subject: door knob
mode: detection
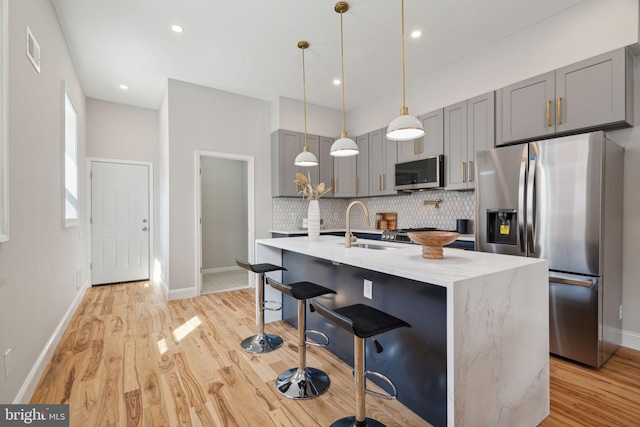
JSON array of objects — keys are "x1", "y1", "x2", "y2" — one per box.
[
  {"x1": 142, "y1": 219, "x2": 148, "y2": 223},
  {"x1": 142, "y1": 227, "x2": 148, "y2": 232}
]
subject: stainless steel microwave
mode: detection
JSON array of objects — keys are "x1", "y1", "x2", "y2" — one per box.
[{"x1": 394, "y1": 155, "x2": 444, "y2": 191}]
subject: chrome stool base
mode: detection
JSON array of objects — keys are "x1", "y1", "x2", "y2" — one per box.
[
  {"x1": 275, "y1": 367, "x2": 330, "y2": 399},
  {"x1": 330, "y1": 416, "x2": 385, "y2": 427},
  {"x1": 240, "y1": 333, "x2": 283, "y2": 354}
]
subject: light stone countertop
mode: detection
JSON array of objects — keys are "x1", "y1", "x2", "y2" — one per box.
[
  {"x1": 270, "y1": 228, "x2": 476, "y2": 242},
  {"x1": 256, "y1": 235, "x2": 542, "y2": 289}
]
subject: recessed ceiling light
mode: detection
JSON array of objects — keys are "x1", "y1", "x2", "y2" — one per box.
[
  {"x1": 171, "y1": 25, "x2": 183, "y2": 33},
  {"x1": 333, "y1": 79, "x2": 341, "y2": 85},
  {"x1": 120, "y1": 84, "x2": 128, "y2": 90},
  {"x1": 411, "y1": 30, "x2": 422, "y2": 38}
]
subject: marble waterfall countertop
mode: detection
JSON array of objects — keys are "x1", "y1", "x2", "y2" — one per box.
[
  {"x1": 257, "y1": 235, "x2": 532, "y2": 288},
  {"x1": 270, "y1": 227, "x2": 476, "y2": 242},
  {"x1": 256, "y1": 235, "x2": 550, "y2": 426}
]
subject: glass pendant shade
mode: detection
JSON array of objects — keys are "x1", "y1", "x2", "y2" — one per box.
[
  {"x1": 294, "y1": 145, "x2": 318, "y2": 166},
  {"x1": 386, "y1": 107, "x2": 425, "y2": 141},
  {"x1": 330, "y1": 132, "x2": 359, "y2": 157}
]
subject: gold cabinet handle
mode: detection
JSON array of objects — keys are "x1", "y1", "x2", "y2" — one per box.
[
  {"x1": 377, "y1": 175, "x2": 381, "y2": 191},
  {"x1": 468, "y1": 161, "x2": 473, "y2": 183},
  {"x1": 547, "y1": 100, "x2": 551, "y2": 127},
  {"x1": 462, "y1": 162, "x2": 466, "y2": 183},
  {"x1": 331, "y1": 179, "x2": 335, "y2": 194},
  {"x1": 557, "y1": 97, "x2": 562, "y2": 124}
]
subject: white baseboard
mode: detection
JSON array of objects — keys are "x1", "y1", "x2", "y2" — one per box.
[
  {"x1": 621, "y1": 329, "x2": 640, "y2": 351},
  {"x1": 167, "y1": 286, "x2": 198, "y2": 300},
  {"x1": 203, "y1": 266, "x2": 242, "y2": 274},
  {"x1": 13, "y1": 283, "x2": 89, "y2": 404}
]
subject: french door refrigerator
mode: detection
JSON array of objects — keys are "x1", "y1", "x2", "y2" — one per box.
[{"x1": 475, "y1": 131, "x2": 623, "y2": 367}]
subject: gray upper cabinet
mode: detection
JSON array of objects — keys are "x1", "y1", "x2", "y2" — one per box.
[
  {"x1": 397, "y1": 109, "x2": 444, "y2": 163},
  {"x1": 368, "y1": 128, "x2": 397, "y2": 196},
  {"x1": 271, "y1": 130, "x2": 302, "y2": 197},
  {"x1": 497, "y1": 48, "x2": 633, "y2": 145},
  {"x1": 319, "y1": 136, "x2": 334, "y2": 198},
  {"x1": 356, "y1": 134, "x2": 369, "y2": 197},
  {"x1": 271, "y1": 130, "x2": 330, "y2": 197},
  {"x1": 498, "y1": 71, "x2": 555, "y2": 144},
  {"x1": 445, "y1": 92, "x2": 495, "y2": 190},
  {"x1": 556, "y1": 48, "x2": 633, "y2": 134},
  {"x1": 333, "y1": 154, "x2": 357, "y2": 198}
]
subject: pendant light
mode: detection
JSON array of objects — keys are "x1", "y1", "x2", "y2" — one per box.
[
  {"x1": 294, "y1": 41, "x2": 319, "y2": 167},
  {"x1": 330, "y1": 1, "x2": 359, "y2": 157},
  {"x1": 386, "y1": 0, "x2": 424, "y2": 141}
]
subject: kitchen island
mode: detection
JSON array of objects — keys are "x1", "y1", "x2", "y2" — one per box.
[{"x1": 255, "y1": 235, "x2": 549, "y2": 427}]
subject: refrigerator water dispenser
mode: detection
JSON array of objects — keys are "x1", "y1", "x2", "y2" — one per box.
[{"x1": 486, "y1": 209, "x2": 517, "y2": 245}]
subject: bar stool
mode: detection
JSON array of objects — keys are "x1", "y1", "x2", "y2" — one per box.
[
  {"x1": 266, "y1": 277, "x2": 336, "y2": 399},
  {"x1": 235, "y1": 259, "x2": 287, "y2": 354},
  {"x1": 310, "y1": 300, "x2": 411, "y2": 427}
]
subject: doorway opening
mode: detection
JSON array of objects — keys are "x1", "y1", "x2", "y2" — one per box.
[{"x1": 196, "y1": 151, "x2": 254, "y2": 295}]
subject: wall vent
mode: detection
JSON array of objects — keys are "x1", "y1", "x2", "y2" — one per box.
[{"x1": 26, "y1": 26, "x2": 40, "y2": 73}]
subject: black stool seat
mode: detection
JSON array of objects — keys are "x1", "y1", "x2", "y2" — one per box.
[
  {"x1": 310, "y1": 300, "x2": 411, "y2": 427},
  {"x1": 235, "y1": 260, "x2": 287, "y2": 275},
  {"x1": 235, "y1": 259, "x2": 287, "y2": 354},
  {"x1": 266, "y1": 278, "x2": 336, "y2": 400},
  {"x1": 319, "y1": 303, "x2": 411, "y2": 338},
  {"x1": 268, "y1": 280, "x2": 337, "y2": 301}
]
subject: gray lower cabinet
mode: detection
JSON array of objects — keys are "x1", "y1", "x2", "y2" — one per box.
[
  {"x1": 368, "y1": 128, "x2": 397, "y2": 196},
  {"x1": 497, "y1": 48, "x2": 633, "y2": 145},
  {"x1": 397, "y1": 109, "x2": 444, "y2": 163},
  {"x1": 444, "y1": 92, "x2": 495, "y2": 190}
]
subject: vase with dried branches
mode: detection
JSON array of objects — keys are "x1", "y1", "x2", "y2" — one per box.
[{"x1": 295, "y1": 172, "x2": 331, "y2": 241}]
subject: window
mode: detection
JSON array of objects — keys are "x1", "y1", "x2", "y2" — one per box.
[
  {"x1": 0, "y1": 0, "x2": 8, "y2": 242},
  {"x1": 63, "y1": 89, "x2": 78, "y2": 227}
]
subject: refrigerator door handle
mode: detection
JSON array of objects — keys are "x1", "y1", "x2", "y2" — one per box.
[
  {"x1": 518, "y1": 147, "x2": 527, "y2": 253},
  {"x1": 527, "y1": 155, "x2": 537, "y2": 253},
  {"x1": 549, "y1": 275, "x2": 595, "y2": 288}
]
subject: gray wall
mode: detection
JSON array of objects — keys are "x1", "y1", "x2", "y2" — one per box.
[
  {"x1": 201, "y1": 157, "x2": 248, "y2": 269},
  {"x1": 164, "y1": 79, "x2": 272, "y2": 296},
  {"x1": 0, "y1": 0, "x2": 87, "y2": 403}
]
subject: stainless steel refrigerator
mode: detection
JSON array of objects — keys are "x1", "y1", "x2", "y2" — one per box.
[{"x1": 475, "y1": 131, "x2": 623, "y2": 367}]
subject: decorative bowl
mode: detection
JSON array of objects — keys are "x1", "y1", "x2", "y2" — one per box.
[{"x1": 408, "y1": 231, "x2": 459, "y2": 259}]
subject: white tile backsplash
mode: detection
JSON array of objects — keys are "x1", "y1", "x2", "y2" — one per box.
[{"x1": 273, "y1": 190, "x2": 476, "y2": 232}]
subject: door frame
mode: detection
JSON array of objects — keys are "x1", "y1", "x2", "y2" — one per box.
[
  {"x1": 86, "y1": 157, "x2": 154, "y2": 285},
  {"x1": 195, "y1": 150, "x2": 255, "y2": 295}
]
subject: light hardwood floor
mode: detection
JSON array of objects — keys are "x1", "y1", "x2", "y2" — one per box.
[{"x1": 30, "y1": 281, "x2": 640, "y2": 426}]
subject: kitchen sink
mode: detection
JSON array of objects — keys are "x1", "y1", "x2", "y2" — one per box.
[{"x1": 339, "y1": 243, "x2": 397, "y2": 250}]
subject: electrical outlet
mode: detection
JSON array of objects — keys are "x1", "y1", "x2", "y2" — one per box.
[
  {"x1": 364, "y1": 279, "x2": 373, "y2": 299},
  {"x1": 4, "y1": 349, "x2": 11, "y2": 378},
  {"x1": 619, "y1": 304, "x2": 623, "y2": 320}
]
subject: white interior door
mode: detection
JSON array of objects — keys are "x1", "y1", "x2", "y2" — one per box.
[{"x1": 91, "y1": 161, "x2": 149, "y2": 285}]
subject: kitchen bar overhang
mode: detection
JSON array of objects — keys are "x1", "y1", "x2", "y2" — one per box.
[{"x1": 255, "y1": 235, "x2": 550, "y2": 427}]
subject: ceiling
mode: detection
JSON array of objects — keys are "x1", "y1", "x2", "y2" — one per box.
[{"x1": 52, "y1": 0, "x2": 587, "y2": 112}]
